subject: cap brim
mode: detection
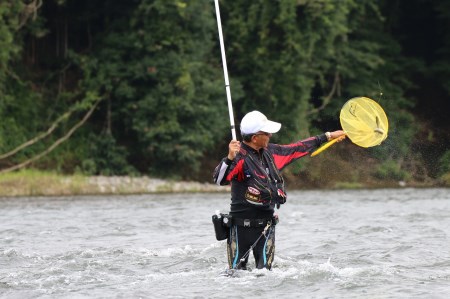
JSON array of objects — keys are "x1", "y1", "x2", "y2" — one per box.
[{"x1": 260, "y1": 121, "x2": 281, "y2": 133}]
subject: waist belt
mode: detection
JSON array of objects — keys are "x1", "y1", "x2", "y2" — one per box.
[{"x1": 233, "y1": 218, "x2": 273, "y2": 227}]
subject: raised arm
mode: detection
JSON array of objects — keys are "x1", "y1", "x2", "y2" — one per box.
[
  {"x1": 269, "y1": 130, "x2": 345, "y2": 171},
  {"x1": 213, "y1": 140, "x2": 241, "y2": 185}
]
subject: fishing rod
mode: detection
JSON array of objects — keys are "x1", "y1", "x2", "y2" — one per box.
[{"x1": 214, "y1": 0, "x2": 236, "y2": 140}]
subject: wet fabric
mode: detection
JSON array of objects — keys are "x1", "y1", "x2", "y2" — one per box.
[{"x1": 227, "y1": 224, "x2": 276, "y2": 270}]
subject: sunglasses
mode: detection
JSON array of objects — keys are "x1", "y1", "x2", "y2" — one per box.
[{"x1": 253, "y1": 132, "x2": 271, "y2": 137}]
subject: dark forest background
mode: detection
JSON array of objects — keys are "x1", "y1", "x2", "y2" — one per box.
[{"x1": 0, "y1": 0, "x2": 449, "y2": 187}]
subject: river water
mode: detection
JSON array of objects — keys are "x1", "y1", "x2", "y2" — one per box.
[{"x1": 0, "y1": 188, "x2": 449, "y2": 298}]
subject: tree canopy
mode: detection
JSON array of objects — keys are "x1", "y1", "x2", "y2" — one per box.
[{"x1": 0, "y1": 0, "x2": 449, "y2": 184}]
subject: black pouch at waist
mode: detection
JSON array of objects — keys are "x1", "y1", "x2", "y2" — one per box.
[{"x1": 212, "y1": 213, "x2": 232, "y2": 241}]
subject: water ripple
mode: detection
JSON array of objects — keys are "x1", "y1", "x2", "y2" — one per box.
[{"x1": 0, "y1": 188, "x2": 449, "y2": 298}]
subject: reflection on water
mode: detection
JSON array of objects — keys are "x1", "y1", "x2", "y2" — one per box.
[{"x1": 0, "y1": 188, "x2": 449, "y2": 298}]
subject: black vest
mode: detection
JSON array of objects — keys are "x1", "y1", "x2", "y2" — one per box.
[{"x1": 229, "y1": 143, "x2": 286, "y2": 218}]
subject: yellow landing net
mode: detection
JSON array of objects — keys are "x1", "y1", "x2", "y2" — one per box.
[{"x1": 311, "y1": 96, "x2": 388, "y2": 157}]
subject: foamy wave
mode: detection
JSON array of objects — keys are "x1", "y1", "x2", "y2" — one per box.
[
  {"x1": 0, "y1": 248, "x2": 44, "y2": 260},
  {"x1": 137, "y1": 242, "x2": 224, "y2": 258},
  {"x1": 269, "y1": 255, "x2": 397, "y2": 282}
]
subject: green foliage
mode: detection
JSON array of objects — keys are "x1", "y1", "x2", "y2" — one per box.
[
  {"x1": 311, "y1": 0, "x2": 417, "y2": 165},
  {"x1": 0, "y1": 2, "x2": 26, "y2": 154},
  {"x1": 222, "y1": 0, "x2": 332, "y2": 137},
  {"x1": 0, "y1": 77, "x2": 44, "y2": 156},
  {"x1": 374, "y1": 159, "x2": 411, "y2": 181},
  {"x1": 76, "y1": 0, "x2": 227, "y2": 176},
  {"x1": 81, "y1": 133, "x2": 136, "y2": 176},
  {"x1": 0, "y1": 2, "x2": 22, "y2": 70},
  {"x1": 0, "y1": 0, "x2": 446, "y2": 184},
  {"x1": 438, "y1": 150, "x2": 450, "y2": 176}
]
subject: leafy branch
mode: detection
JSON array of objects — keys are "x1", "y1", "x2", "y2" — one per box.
[{"x1": 0, "y1": 93, "x2": 102, "y2": 174}]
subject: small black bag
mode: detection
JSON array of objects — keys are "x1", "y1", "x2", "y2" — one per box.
[{"x1": 212, "y1": 213, "x2": 231, "y2": 241}]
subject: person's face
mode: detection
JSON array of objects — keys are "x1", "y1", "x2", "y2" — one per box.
[{"x1": 252, "y1": 131, "x2": 272, "y2": 148}]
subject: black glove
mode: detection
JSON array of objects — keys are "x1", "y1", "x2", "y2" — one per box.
[{"x1": 276, "y1": 188, "x2": 286, "y2": 209}]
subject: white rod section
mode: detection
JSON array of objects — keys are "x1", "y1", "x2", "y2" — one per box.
[{"x1": 214, "y1": 0, "x2": 237, "y2": 140}]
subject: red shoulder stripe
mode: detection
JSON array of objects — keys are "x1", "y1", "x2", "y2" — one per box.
[
  {"x1": 273, "y1": 152, "x2": 308, "y2": 170},
  {"x1": 226, "y1": 159, "x2": 245, "y2": 181}
]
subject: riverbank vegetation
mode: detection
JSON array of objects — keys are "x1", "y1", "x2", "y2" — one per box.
[
  {"x1": 0, "y1": 1, "x2": 449, "y2": 191},
  {"x1": 0, "y1": 169, "x2": 229, "y2": 197},
  {"x1": 0, "y1": 159, "x2": 446, "y2": 198}
]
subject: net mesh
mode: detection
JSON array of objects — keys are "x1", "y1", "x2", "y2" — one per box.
[{"x1": 340, "y1": 97, "x2": 388, "y2": 148}]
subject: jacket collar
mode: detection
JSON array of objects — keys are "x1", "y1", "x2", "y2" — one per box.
[{"x1": 242, "y1": 142, "x2": 265, "y2": 155}]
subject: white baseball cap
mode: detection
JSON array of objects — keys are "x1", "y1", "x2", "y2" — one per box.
[{"x1": 240, "y1": 111, "x2": 281, "y2": 135}]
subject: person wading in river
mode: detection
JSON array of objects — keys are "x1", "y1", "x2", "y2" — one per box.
[{"x1": 213, "y1": 110, "x2": 345, "y2": 270}]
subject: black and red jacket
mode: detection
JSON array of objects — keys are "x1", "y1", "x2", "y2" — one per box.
[{"x1": 213, "y1": 134, "x2": 327, "y2": 219}]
